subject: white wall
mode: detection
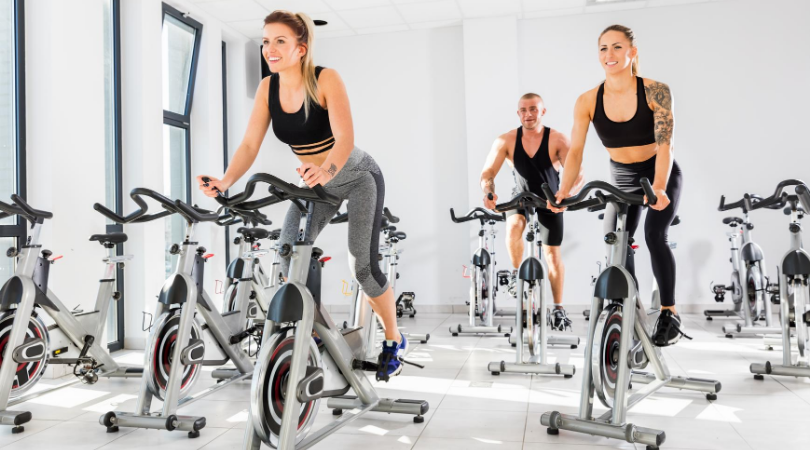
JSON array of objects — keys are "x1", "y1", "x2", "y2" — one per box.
[
  {"x1": 25, "y1": 0, "x2": 107, "y2": 319},
  {"x1": 517, "y1": 0, "x2": 810, "y2": 307},
  {"x1": 272, "y1": 27, "x2": 471, "y2": 308}
]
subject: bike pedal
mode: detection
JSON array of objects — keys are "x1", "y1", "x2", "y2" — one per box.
[
  {"x1": 180, "y1": 339, "x2": 205, "y2": 365},
  {"x1": 297, "y1": 365, "x2": 325, "y2": 402}
]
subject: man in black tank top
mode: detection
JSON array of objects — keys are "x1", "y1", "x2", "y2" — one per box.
[{"x1": 480, "y1": 93, "x2": 584, "y2": 329}]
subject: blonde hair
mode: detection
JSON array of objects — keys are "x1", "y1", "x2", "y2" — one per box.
[
  {"x1": 265, "y1": 10, "x2": 319, "y2": 119},
  {"x1": 599, "y1": 24, "x2": 639, "y2": 76}
]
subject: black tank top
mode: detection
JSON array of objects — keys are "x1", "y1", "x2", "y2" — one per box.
[
  {"x1": 592, "y1": 76, "x2": 655, "y2": 148},
  {"x1": 268, "y1": 66, "x2": 335, "y2": 155},
  {"x1": 512, "y1": 126, "x2": 560, "y2": 199}
]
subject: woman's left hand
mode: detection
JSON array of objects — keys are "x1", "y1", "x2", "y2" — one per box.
[
  {"x1": 297, "y1": 162, "x2": 333, "y2": 188},
  {"x1": 646, "y1": 187, "x2": 670, "y2": 211}
]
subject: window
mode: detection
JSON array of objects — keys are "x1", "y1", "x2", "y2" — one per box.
[
  {"x1": 222, "y1": 41, "x2": 231, "y2": 267},
  {"x1": 102, "y1": 0, "x2": 124, "y2": 351},
  {"x1": 0, "y1": 0, "x2": 25, "y2": 286},
  {"x1": 162, "y1": 4, "x2": 202, "y2": 274}
]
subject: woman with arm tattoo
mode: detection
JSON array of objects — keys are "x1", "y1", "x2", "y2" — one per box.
[
  {"x1": 548, "y1": 24, "x2": 686, "y2": 347},
  {"x1": 196, "y1": 11, "x2": 408, "y2": 379}
]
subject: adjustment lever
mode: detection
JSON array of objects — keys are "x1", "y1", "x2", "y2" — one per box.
[{"x1": 229, "y1": 326, "x2": 257, "y2": 345}]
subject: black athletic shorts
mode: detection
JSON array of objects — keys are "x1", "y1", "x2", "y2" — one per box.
[{"x1": 505, "y1": 208, "x2": 564, "y2": 246}]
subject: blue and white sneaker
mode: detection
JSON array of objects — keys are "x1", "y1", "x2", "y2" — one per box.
[{"x1": 376, "y1": 333, "x2": 408, "y2": 382}]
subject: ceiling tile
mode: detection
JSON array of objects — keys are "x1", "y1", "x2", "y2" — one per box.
[
  {"x1": 324, "y1": 0, "x2": 392, "y2": 10},
  {"x1": 196, "y1": 0, "x2": 270, "y2": 22},
  {"x1": 227, "y1": 19, "x2": 266, "y2": 38},
  {"x1": 522, "y1": 0, "x2": 586, "y2": 12},
  {"x1": 396, "y1": 0, "x2": 461, "y2": 23},
  {"x1": 337, "y1": 6, "x2": 406, "y2": 28},
  {"x1": 646, "y1": 0, "x2": 711, "y2": 6},
  {"x1": 255, "y1": 0, "x2": 332, "y2": 14},
  {"x1": 523, "y1": 6, "x2": 585, "y2": 17},
  {"x1": 311, "y1": 12, "x2": 353, "y2": 30},
  {"x1": 456, "y1": 0, "x2": 521, "y2": 18},
  {"x1": 584, "y1": 0, "x2": 646, "y2": 13},
  {"x1": 391, "y1": 0, "x2": 448, "y2": 4},
  {"x1": 317, "y1": 29, "x2": 357, "y2": 39},
  {"x1": 355, "y1": 24, "x2": 410, "y2": 34},
  {"x1": 408, "y1": 18, "x2": 463, "y2": 29}
]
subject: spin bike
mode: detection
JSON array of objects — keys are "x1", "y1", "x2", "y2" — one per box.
[
  {"x1": 750, "y1": 180, "x2": 810, "y2": 379},
  {"x1": 487, "y1": 191, "x2": 578, "y2": 376},
  {"x1": 209, "y1": 173, "x2": 428, "y2": 450},
  {"x1": 705, "y1": 193, "x2": 781, "y2": 337},
  {"x1": 540, "y1": 179, "x2": 720, "y2": 450},
  {"x1": 0, "y1": 196, "x2": 142, "y2": 433},
  {"x1": 584, "y1": 213, "x2": 680, "y2": 320},
  {"x1": 333, "y1": 207, "x2": 430, "y2": 347},
  {"x1": 220, "y1": 208, "x2": 282, "y2": 321},
  {"x1": 95, "y1": 189, "x2": 256, "y2": 438},
  {"x1": 449, "y1": 207, "x2": 512, "y2": 336}
]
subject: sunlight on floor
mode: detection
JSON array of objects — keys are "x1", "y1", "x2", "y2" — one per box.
[
  {"x1": 82, "y1": 393, "x2": 138, "y2": 413},
  {"x1": 28, "y1": 386, "x2": 109, "y2": 408}
]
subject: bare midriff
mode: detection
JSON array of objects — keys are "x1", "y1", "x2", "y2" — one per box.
[{"x1": 607, "y1": 142, "x2": 657, "y2": 164}]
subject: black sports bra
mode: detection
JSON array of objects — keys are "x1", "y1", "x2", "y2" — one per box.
[
  {"x1": 592, "y1": 76, "x2": 656, "y2": 149},
  {"x1": 268, "y1": 66, "x2": 334, "y2": 155}
]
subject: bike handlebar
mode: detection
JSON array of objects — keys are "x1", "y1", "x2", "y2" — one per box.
[
  {"x1": 383, "y1": 207, "x2": 399, "y2": 224},
  {"x1": 209, "y1": 173, "x2": 341, "y2": 212},
  {"x1": 449, "y1": 207, "x2": 504, "y2": 223},
  {"x1": 747, "y1": 179, "x2": 808, "y2": 212},
  {"x1": 542, "y1": 178, "x2": 655, "y2": 210}
]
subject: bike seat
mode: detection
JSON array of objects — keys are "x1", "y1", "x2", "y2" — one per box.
[
  {"x1": 393, "y1": 231, "x2": 407, "y2": 240},
  {"x1": 722, "y1": 216, "x2": 743, "y2": 225},
  {"x1": 89, "y1": 232, "x2": 128, "y2": 245},
  {"x1": 383, "y1": 225, "x2": 397, "y2": 233},
  {"x1": 237, "y1": 227, "x2": 270, "y2": 241}
]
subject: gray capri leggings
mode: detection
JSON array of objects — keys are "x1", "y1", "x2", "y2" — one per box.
[{"x1": 278, "y1": 147, "x2": 390, "y2": 298}]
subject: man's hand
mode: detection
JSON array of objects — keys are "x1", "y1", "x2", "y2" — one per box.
[
  {"x1": 547, "y1": 190, "x2": 569, "y2": 213},
  {"x1": 484, "y1": 192, "x2": 498, "y2": 210}
]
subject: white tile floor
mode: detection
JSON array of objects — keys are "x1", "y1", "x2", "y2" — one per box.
[{"x1": 2, "y1": 311, "x2": 808, "y2": 449}]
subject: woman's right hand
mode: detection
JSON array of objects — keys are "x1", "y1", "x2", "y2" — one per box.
[
  {"x1": 197, "y1": 175, "x2": 228, "y2": 198},
  {"x1": 483, "y1": 192, "x2": 498, "y2": 210}
]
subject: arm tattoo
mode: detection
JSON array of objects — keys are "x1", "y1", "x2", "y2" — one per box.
[
  {"x1": 326, "y1": 163, "x2": 337, "y2": 178},
  {"x1": 483, "y1": 178, "x2": 495, "y2": 194},
  {"x1": 646, "y1": 82, "x2": 674, "y2": 146}
]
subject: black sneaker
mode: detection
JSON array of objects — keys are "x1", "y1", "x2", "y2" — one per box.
[
  {"x1": 652, "y1": 310, "x2": 692, "y2": 347},
  {"x1": 548, "y1": 307, "x2": 572, "y2": 331}
]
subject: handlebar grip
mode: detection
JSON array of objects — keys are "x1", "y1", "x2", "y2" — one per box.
[
  {"x1": 541, "y1": 184, "x2": 559, "y2": 208},
  {"x1": 640, "y1": 178, "x2": 657, "y2": 206},
  {"x1": 312, "y1": 185, "x2": 341, "y2": 206},
  {"x1": 449, "y1": 208, "x2": 460, "y2": 223},
  {"x1": 743, "y1": 194, "x2": 754, "y2": 213},
  {"x1": 718, "y1": 195, "x2": 726, "y2": 211},
  {"x1": 10, "y1": 195, "x2": 53, "y2": 220},
  {"x1": 487, "y1": 193, "x2": 494, "y2": 201},
  {"x1": 174, "y1": 200, "x2": 219, "y2": 222},
  {"x1": 798, "y1": 184, "x2": 810, "y2": 213},
  {"x1": 93, "y1": 203, "x2": 128, "y2": 223},
  {"x1": 383, "y1": 207, "x2": 400, "y2": 224}
]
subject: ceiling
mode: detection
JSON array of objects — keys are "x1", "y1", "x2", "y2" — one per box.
[{"x1": 187, "y1": 0, "x2": 722, "y2": 40}]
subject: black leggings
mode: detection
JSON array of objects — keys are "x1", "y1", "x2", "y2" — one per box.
[{"x1": 602, "y1": 155, "x2": 683, "y2": 307}]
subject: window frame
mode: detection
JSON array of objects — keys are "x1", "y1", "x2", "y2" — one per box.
[
  {"x1": 105, "y1": 0, "x2": 125, "y2": 352},
  {"x1": 222, "y1": 40, "x2": 231, "y2": 267},
  {"x1": 162, "y1": 3, "x2": 203, "y2": 203},
  {"x1": 0, "y1": 0, "x2": 27, "y2": 265}
]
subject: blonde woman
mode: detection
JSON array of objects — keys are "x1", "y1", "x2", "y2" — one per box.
[{"x1": 198, "y1": 11, "x2": 406, "y2": 379}]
